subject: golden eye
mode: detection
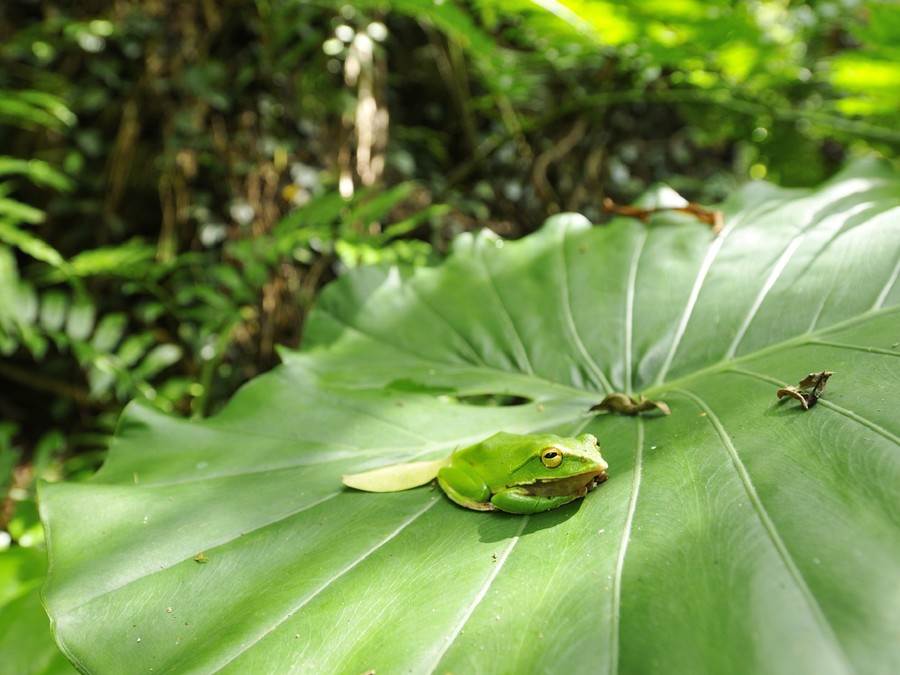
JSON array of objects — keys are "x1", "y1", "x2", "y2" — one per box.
[{"x1": 541, "y1": 447, "x2": 563, "y2": 468}]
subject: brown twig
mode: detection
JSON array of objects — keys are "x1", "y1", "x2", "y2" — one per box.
[
  {"x1": 532, "y1": 117, "x2": 589, "y2": 205},
  {"x1": 603, "y1": 197, "x2": 724, "y2": 234},
  {"x1": 0, "y1": 361, "x2": 96, "y2": 406}
]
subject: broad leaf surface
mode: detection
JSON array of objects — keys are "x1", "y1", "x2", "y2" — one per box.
[{"x1": 42, "y1": 160, "x2": 900, "y2": 674}]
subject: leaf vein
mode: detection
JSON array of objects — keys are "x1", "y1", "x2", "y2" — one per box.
[
  {"x1": 727, "y1": 367, "x2": 900, "y2": 445},
  {"x1": 645, "y1": 305, "x2": 900, "y2": 397},
  {"x1": 653, "y1": 225, "x2": 730, "y2": 385},
  {"x1": 59, "y1": 491, "x2": 343, "y2": 615},
  {"x1": 64, "y1": 411, "x2": 590, "y2": 613},
  {"x1": 673, "y1": 388, "x2": 854, "y2": 672},
  {"x1": 652, "y1": 196, "x2": 804, "y2": 385},
  {"x1": 609, "y1": 418, "x2": 643, "y2": 674},
  {"x1": 211, "y1": 497, "x2": 441, "y2": 673},
  {"x1": 317, "y1": 307, "x2": 579, "y2": 393},
  {"x1": 624, "y1": 228, "x2": 647, "y2": 394},
  {"x1": 725, "y1": 235, "x2": 805, "y2": 358},
  {"x1": 476, "y1": 242, "x2": 536, "y2": 375},
  {"x1": 425, "y1": 515, "x2": 529, "y2": 674},
  {"x1": 559, "y1": 221, "x2": 613, "y2": 392},
  {"x1": 873, "y1": 253, "x2": 900, "y2": 310},
  {"x1": 807, "y1": 339, "x2": 900, "y2": 358},
  {"x1": 406, "y1": 281, "x2": 486, "y2": 365}
]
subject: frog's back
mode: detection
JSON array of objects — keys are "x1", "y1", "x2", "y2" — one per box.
[{"x1": 451, "y1": 432, "x2": 552, "y2": 489}]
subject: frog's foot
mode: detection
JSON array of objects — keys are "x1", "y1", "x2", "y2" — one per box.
[
  {"x1": 437, "y1": 466, "x2": 495, "y2": 511},
  {"x1": 587, "y1": 471, "x2": 608, "y2": 492},
  {"x1": 491, "y1": 487, "x2": 577, "y2": 514}
]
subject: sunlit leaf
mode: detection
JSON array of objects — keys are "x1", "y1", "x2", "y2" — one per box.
[
  {"x1": 64, "y1": 298, "x2": 96, "y2": 342},
  {"x1": 134, "y1": 344, "x2": 183, "y2": 380},
  {"x1": 0, "y1": 197, "x2": 45, "y2": 225},
  {"x1": 38, "y1": 291, "x2": 67, "y2": 333},
  {"x1": 89, "y1": 314, "x2": 127, "y2": 353},
  {"x1": 0, "y1": 157, "x2": 73, "y2": 192},
  {"x1": 59, "y1": 240, "x2": 155, "y2": 280},
  {"x1": 0, "y1": 221, "x2": 66, "y2": 269},
  {"x1": 41, "y1": 160, "x2": 900, "y2": 673}
]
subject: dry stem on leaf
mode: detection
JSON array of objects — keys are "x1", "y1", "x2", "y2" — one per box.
[
  {"x1": 776, "y1": 370, "x2": 833, "y2": 409},
  {"x1": 590, "y1": 392, "x2": 671, "y2": 416}
]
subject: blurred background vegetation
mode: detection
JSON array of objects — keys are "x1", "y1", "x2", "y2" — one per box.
[{"x1": 0, "y1": 1, "x2": 898, "y2": 644}]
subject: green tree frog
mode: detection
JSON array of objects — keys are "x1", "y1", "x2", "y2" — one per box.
[{"x1": 342, "y1": 432, "x2": 608, "y2": 514}]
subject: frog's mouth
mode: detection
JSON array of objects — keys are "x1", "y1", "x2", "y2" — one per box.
[{"x1": 524, "y1": 468, "x2": 608, "y2": 498}]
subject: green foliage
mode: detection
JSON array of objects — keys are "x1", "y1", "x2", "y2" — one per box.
[
  {"x1": 0, "y1": 1, "x2": 898, "y2": 669},
  {"x1": 0, "y1": 547, "x2": 76, "y2": 675},
  {"x1": 0, "y1": 251, "x2": 184, "y2": 406},
  {"x1": 0, "y1": 426, "x2": 91, "y2": 675},
  {"x1": 1, "y1": 0, "x2": 896, "y2": 440},
  {"x1": 0, "y1": 90, "x2": 75, "y2": 131},
  {"x1": 828, "y1": 1, "x2": 900, "y2": 116},
  {"x1": 41, "y1": 162, "x2": 900, "y2": 673}
]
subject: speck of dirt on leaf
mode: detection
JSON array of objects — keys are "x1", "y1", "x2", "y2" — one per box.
[
  {"x1": 136, "y1": 637, "x2": 142, "y2": 643},
  {"x1": 193, "y1": 552, "x2": 208, "y2": 564},
  {"x1": 166, "y1": 607, "x2": 173, "y2": 614}
]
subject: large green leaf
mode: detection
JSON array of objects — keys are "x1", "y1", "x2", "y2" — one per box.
[{"x1": 41, "y1": 159, "x2": 900, "y2": 674}]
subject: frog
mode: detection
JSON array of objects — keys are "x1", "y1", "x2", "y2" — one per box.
[{"x1": 342, "y1": 431, "x2": 608, "y2": 514}]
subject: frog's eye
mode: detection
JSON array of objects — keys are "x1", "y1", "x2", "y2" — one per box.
[{"x1": 540, "y1": 447, "x2": 563, "y2": 468}]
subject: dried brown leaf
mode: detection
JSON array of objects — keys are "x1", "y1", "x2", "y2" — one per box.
[
  {"x1": 590, "y1": 392, "x2": 671, "y2": 416},
  {"x1": 776, "y1": 386, "x2": 811, "y2": 410},
  {"x1": 776, "y1": 371, "x2": 834, "y2": 410}
]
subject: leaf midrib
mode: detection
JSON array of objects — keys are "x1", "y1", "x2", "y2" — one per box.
[
  {"x1": 643, "y1": 305, "x2": 900, "y2": 398},
  {"x1": 673, "y1": 389, "x2": 855, "y2": 673},
  {"x1": 322, "y1": 299, "x2": 899, "y2": 404}
]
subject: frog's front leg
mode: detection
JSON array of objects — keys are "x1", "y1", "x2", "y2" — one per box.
[
  {"x1": 437, "y1": 466, "x2": 495, "y2": 511},
  {"x1": 490, "y1": 487, "x2": 578, "y2": 514}
]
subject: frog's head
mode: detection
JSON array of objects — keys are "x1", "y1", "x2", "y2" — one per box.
[{"x1": 509, "y1": 432, "x2": 608, "y2": 497}]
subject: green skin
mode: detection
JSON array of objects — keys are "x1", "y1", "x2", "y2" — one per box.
[{"x1": 437, "y1": 432, "x2": 608, "y2": 514}]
